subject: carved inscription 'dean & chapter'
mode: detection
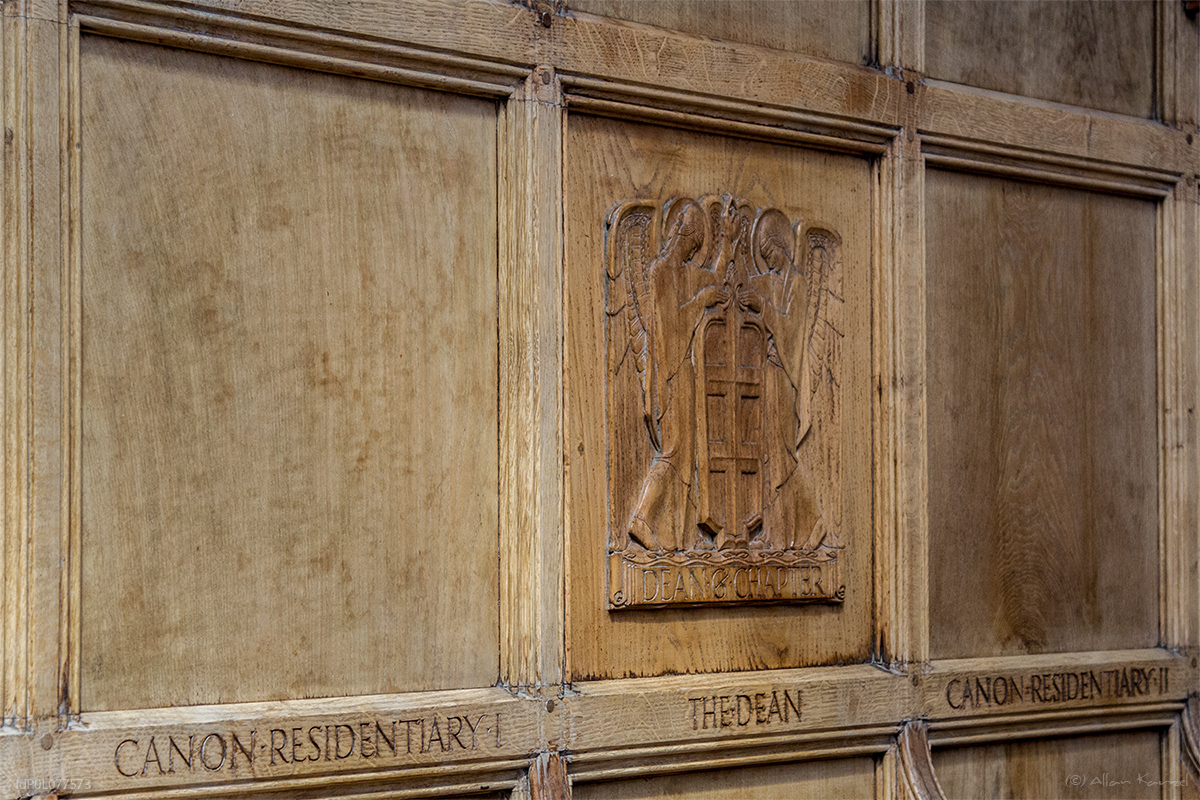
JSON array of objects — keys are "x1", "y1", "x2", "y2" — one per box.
[{"x1": 606, "y1": 195, "x2": 845, "y2": 609}]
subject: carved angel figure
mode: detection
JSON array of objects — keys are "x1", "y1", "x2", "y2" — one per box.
[{"x1": 606, "y1": 195, "x2": 843, "y2": 556}]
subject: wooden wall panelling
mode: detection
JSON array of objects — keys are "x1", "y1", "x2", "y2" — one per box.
[
  {"x1": 529, "y1": 751, "x2": 569, "y2": 800},
  {"x1": 933, "y1": 729, "x2": 1166, "y2": 800},
  {"x1": 572, "y1": 757, "x2": 878, "y2": 800},
  {"x1": 564, "y1": 666, "x2": 908, "y2": 779},
  {"x1": 1167, "y1": 0, "x2": 1200, "y2": 130},
  {"x1": 1159, "y1": 0, "x2": 1179, "y2": 126},
  {"x1": 57, "y1": 5, "x2": 1196, "y2": 182},
  {"x1": 926, "y1": 169, "x2": 1161, "y2": 660},
  {"x1": 5, "y1": 689, "x2": 542, "y2": 797},
  {"x1": 1, "y1": 0, "x2": 1198, "y2": 797},
  {"x1": 874, "y1": 130, "x2": 902, "y2": 672},
  {"x1": 562, "y1": 86, "x2": 893, "y2": 157},
  {"x1": 876, "y1": 743, "x2": 899, "y2": 800},
  {"x1": 1, "y1": 0, "x2": 38, "y2": 730},
  {"x1": 564, "y1": 113, "x2": 875, "y2": 679},
  {"x1": 925, "y1": 0, "x2": 1155, "y2": 119},
  {"x1": 920, "y1": 650, "x2": 1189, "y2": 721},
  {"x1": 72, "y1": 4, "x2": 528, "y2": 99},
  {"x1": 876, "y1": 0, "x2": 923, "y2": 76},
  {"x1": 896, "y1": 721, "x2": 945, "y2": 800},
  {"x1": 1162, "y1": 179, "x2": 1200, "y2": 654},
  {"x1": 930, "y1": 703, "x2": 1184, "y2": 750},
  {"x1": 879, "y1": 75, "x2": 928, "y2": 670},
  {"x1": 567, "y1": 0, "x2": 871, "y2": 67},
  {"x1": 78, "y1": 35, "x2": 503, "y2": 710},
  {"x1": 161, "y1": 0, "x2": 904, "y2": 130},
  {"x1": 1, "y1": 4, "x2": 70, "y2": 726},
  {"x1": 919, "y1": 83, "x2": 1193, "y2": 179},
  {"x1": 1183, "y1": 695, "x2": 1200, "y2": 789},
  {"x1": 1166, "y1": 719, "x2": 1184, "y2": 800},
  {"x1": 1157, "y1": 0, "x2": 1200, "y2": 131},
  {"x1": 499, "y1": 64, "x2": 566, "y2": 693},
  {"x1": 62, "y1": 10, "x2": 80, "y2": 724}
]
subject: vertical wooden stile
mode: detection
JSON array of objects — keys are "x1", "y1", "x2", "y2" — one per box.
[
  {"x1": 24, "y1": 0, "x2": 66, "y2": 724},
  {"x1": 499, "y1": 65, "x2": 566, "y2": 694},
  {"x1": 2, "y1": 0, "x2": 31, "y2": 732},
  {"x1": 879, "y1": 0, "x2": 928, "y2": 672},
  {"x1": 57, "y1": 9, "x2": 79, "y2": 725}
]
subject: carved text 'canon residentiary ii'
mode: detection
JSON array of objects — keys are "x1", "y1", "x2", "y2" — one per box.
[{"x1": 944, "y1": 667, "x2": 1170, "y2": 711}]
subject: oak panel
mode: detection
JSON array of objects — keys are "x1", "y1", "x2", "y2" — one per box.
[
  {"x1": 80, "y1": 37, "x2": 499, "y2": 709},
  {"x1": 926, "y1": 169, "x2": 1159, "y2": 659},
  {"x1": 565, "y1": 113, "x2": 873, "y2": 679},
  {"x1": 925, "y1": 0, "x2": 1155, "y2": 118},
  {"x1": 570, "y1": 0, "x2": 870, "y2": 66},
  {"x1": 934, "y1": 731, "x2": 1163, "y2": 800},
  {"x1": 573, "y1": 757, "x2": 876, "y2": 800}
]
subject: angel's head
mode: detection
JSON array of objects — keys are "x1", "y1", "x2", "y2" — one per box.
[
  {"x1": 662, "y1": 198, "x2": 708, "y2": 268},
  {"x1": 753, "y1": 208, "x2": 796, "y2": 277}
]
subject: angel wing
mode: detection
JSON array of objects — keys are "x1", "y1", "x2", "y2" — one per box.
[
  {"x1": 605, "y1": 201, "x2": 660, "y2": 448},
  {"x1": 796, "y1": 227, "x2": 843, "y2": 447}
]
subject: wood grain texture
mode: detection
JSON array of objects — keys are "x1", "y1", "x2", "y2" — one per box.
[
  {"x1": 925, "y1": 0, "x2": 1155, "y2": 118},
  {"x1": 569, "y1": 0, "x2": 870, "y2": 66},
  {"x1": 0, "y1": 0, "x2": 1194, "y2": 795},
  {"x1": 878, "y1": 0, "x2": 923, "y2": 73},
  {"x1": 919, "y1": 82, "x2": 1192, "y2": 180},
  {"x1": 1160, "y1": 182, "x2": 1199, "y2": 655},
  {"x1": 565, "y1": 113, "x2": 872, "y2": 680},
  {"x1": 898, "y1": 721, "x2": 946, "y2": 800},
  {"x1": 529, "y1": 751, "x2": 568, "y2": 800},
  {"x1": 566, "y1": 665, "x2": 909, "y2": 764},
  {"x1": 16, "y1": 13, "x2": 70, "y2": 722},
  {"x1": 1184, "y1": 695, "x2": 1200, "y2": 791},
  {"x1": 878, "y1": 116, "x2": 929, "y2": 669},
  {"x1": 572, "y1": 757, "x2": 876, "y2": 800},
  {"x1": 79, "y1": 37, "x2": 499, "y2": 709},
  {"x1": 1163, "y1": 0, "x2": 1200, "y2": 129},
  {"x1": 499, "y1": 67, "x2": 565, "y2": 692},
  {"x1": 161, "y1": 0, "x2": 903, "y2": 130},
  {"x1": 603, "y1": 195, "x2": 846, "y2": 610},
  {"x1": 926, "y1": 169, "x2": 1159, "y2": 659},
  {"x1": 0, "y1": 688, "x2": 538, "y2": 797},
  {"x1": 933, "y1": 730, "x2": 1164, "y2": 800},
  {"x1": 1184, "y1": 698, "x2": 1200, "y2": 800},
  {"x1": 1, "y1": 9, "x2": 47, "y2": 727}
]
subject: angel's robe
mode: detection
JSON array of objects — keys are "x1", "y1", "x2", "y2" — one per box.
[{"x1": 626, "y1": 225, "x2": 719, "y2": 552}]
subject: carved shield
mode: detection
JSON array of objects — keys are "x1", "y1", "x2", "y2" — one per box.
[{"x1": 695, "y1": 302, "x2": 768, "y2": 549}]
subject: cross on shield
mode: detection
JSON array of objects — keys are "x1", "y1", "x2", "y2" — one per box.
[{"x1": 696, "y1": 299, "x2": 767, "y2": 549}]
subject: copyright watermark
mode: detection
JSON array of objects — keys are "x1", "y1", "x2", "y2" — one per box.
[
  {"x1": 15, "y1": 776, "x2": 92, "y2": 793},
  {"x1": 1065, "y1": 773, "x2": 1190, "y2": 789}
]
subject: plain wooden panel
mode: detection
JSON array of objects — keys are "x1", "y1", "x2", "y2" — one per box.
[
  {"x1": 926, "y1": 170, "x2": 1159, "y2": 659},
  {"x1": 565, "y1": 113, "x2": 873, "y2": 679},
  {"x1": 1185, "y1": 767, "x2": 1200, "y2": 800},
  {"x1": 573, "y1": 757, "x2": 876, "y2": 800},
  {"x1": 80, "y1": 37, "x2": 499, "y2": 709},
  {"x1": 570, "y1": 0, "x2": 870, "y2": 66},
  {"x1": 1184, "y1": 760, "x2": 1200, "y2": 800},
  {"x1": 934, "y1": 731, "x2": 1163, "y2": 800},
  {"x1": 926, "y1": 0, "x2": 1155, "y2": 118}
]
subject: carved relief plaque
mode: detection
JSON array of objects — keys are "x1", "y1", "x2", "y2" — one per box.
[{"x1": 606, "y1": 195, "x2": 845, "y2": 609}]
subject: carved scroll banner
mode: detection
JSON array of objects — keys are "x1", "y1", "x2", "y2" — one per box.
[{"x1": 605, "y1": 195, "x2": 845, "y2": 610}]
